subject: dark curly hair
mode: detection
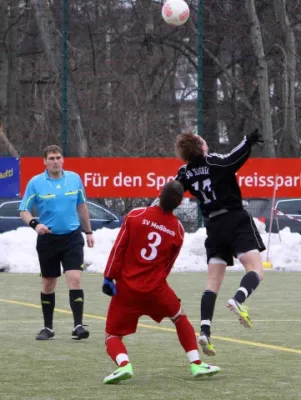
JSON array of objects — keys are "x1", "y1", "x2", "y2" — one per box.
[{"x1": 175, "y1": 131, "x2": 205, "y2": 163}]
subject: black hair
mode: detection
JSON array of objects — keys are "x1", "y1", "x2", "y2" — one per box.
[{"x1": 159, "y1": 181, "x2": 184, "y2": 212}]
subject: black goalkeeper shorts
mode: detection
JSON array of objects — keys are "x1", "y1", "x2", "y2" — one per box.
[
  {"x1": 36, "y1": 228, "x2": 84, "y2": 278},
  {"x1": 204, "y1": 208, "x2": 266, "y2": 266}
]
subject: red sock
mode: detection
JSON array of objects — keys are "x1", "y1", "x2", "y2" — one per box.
[
  {"x1": 106, "y1": 336, "x2": 129, "y2": 366},
  {"x1": 175, "y1": 315, "x2": 201, "y2": 365}
]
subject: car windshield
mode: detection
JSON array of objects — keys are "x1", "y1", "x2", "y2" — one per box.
[
  {"x1": 0, "y1": 202, "x2": 20, "y2": 217},
  {"x1": 276, "y1": 200, "x2": 301, "y2": 216},
  {"x1": 0, "y1": 200, "x2": 117, "y2": 221},
  {"x1": 243, "y1": 198, "x2": 270, "y2": 217},
  {"x1": 87, "y1": 202, "x2": 116, "y2": 221}
]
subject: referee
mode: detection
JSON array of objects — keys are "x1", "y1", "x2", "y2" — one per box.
[{"x1": 19, "y1": 145, "x2": 95, "y2": 341}]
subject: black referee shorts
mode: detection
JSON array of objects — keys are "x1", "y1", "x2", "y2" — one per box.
[
  {"x1": 36, "y1": 228, "x2": 84, "y2": 278},
  {"x1": 204, "y1": 208, "x2": 266, "y2": 266}
]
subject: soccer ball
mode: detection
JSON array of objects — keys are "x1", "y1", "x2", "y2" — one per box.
[{"x1": 161, "y1": 0, "x2": 190, "y2": 26}]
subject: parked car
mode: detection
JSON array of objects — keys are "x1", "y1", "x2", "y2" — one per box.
[
  {"x1": 0, "y1": 200, "x2": 123, "y2": 233},
  {"x1": 243, "y1": 198, "x2": 301, "y2": 234}
]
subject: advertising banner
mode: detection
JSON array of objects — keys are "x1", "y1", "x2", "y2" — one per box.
[
  {"x1": 20, "y1": 157, "x2": 301, "y2": 198},
  {"x1": 20, "y1": 158, "x2": 180, "y2": 198},
  {"x1": 0, "y1": 157, "x2": 20, "y2": 198},
  {"x1": 236, "y1": 158, "x2": 301, "y2": 197}
]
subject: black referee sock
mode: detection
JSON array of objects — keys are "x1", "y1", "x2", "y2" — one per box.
[
  {"x1": 69, "y1": 289, "x2": 84, "y2": 327},
  {"x1": 200, "y1": 290, "x2": 217, "y2": 336},
  {"x1": 41, "y1": 292, "x2": 55, "y2": 330},
  {"x1": 234, "y1": 271, "x2": 260, "y2": 304}
]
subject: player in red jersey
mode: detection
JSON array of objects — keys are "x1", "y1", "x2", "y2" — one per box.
[{"x1": 102, "y1": 181, "x2": 221, "y2": 384}]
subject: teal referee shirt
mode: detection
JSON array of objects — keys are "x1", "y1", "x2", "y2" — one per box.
[{"x1": 19, "y1": 170, "x2": 87, "y2": 234}]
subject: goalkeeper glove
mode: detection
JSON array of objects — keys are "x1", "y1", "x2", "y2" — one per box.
[
  {"x1": 102, "y1": 278, "x2": 116, "y2": 296},
  {"x1": 246, "y1": 129, "x2": 264, "y2": 146}
]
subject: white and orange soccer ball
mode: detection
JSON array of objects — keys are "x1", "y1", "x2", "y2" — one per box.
[{"x1": 161, "y1": 0, "x2": 190, "y2": 26}]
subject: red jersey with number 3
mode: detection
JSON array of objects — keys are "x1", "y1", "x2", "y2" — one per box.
[{"x1": 104, "y1": 206, "x2": 184, "y2": 292}]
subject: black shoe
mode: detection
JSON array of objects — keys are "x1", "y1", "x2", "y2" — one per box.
[
  {"x1": 36, "y1": 327, "x2": 55, "y2": 340},
  {"x1": 72, "y1": 324, "x2": 89, "y2": 340}
]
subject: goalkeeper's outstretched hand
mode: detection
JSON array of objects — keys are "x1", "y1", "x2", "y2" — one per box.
[
  {"x1": 246, "y1": 129, "x2": 264, "y2": 146},
  {"x1": 102, "y1": 278, "x2": 116, "y2": 296}
]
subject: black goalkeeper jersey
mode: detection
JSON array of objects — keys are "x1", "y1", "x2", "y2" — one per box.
[{"x1": 175, "y1": 137, "x2": 252, "y2": 218}]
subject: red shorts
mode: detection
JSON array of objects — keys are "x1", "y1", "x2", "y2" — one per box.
[{"x1": 105, "y1": 281, "x2": 181, "y2": 336}]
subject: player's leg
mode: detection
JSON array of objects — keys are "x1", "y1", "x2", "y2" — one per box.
[
  {"x1": 227, "y1": 250, "x2": 263, "y2": 328},
  {"x1": 171, "y1": 308, "x2": 221, "y2": 377},
  {"x1": 149, "y1": 286, "x2": 221, "y2": 378},
  {"x1": 227, "y1": 210, "x2": 265, "y2": 327},
  {"x1": 103, "y1": 283, "x2": 139, "y2": 384},
  {"x1": 36, "y1": 235, "x2": 60, "y2": 340},
  {"x1": 199, "y1": 217, "x2": 232, "y2": 355},
  {"x1": 199, "y1": 261, "x2": 226, "y2": 356},
  {"x1": 104, "y1": 334, "x2": 133, "y2": 384},
  {"x1": 62, "y1": 229, "x2": 88, "y2": 340}
]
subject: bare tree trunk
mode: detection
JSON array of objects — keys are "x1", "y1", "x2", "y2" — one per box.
[
  {"x1": 6, "y1": 0, "x2": 18, "y2": 139},
  {"x1": 0, "y1": 2, "x2": 8, "y2": 124},
  {"x1": 96, "y1": 1, "x2": 114, "y2": 155},
  {"x1": 246, "y1": 0, "x2": 275, "y2": 157},
  {"x1": 0, "y1": 2, "x2": 20, "y2": 156},
  {"x1": 271, "y1": 44, "x2": 288, "y2": 156},
  {"x1": 30, "y1": 0, "x2": 88, "y2": 156},
  {"x1": 137, "y1": 0, "x2": 154, "y2": 35},
  {"x1": 136, "y1": 0, "x2": 155, "y2": 147},
  {"x1": 0, "y1": 122, "x2": 19, "y2": 157},
  {"x1": 203, "y1": 56, "x2": 219, "y2": 149},
  {"x1": 273, "y1": 0, "x2": 299, "y2": 156}
]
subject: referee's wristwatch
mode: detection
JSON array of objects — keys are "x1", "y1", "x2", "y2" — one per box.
[{"x1": 85, "y1": 231, "x2": 93, "y2": 235}]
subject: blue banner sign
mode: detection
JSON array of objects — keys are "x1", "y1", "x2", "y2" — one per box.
[{"x1": 0, "y1": 158, "x2": 20, "y2": 198}]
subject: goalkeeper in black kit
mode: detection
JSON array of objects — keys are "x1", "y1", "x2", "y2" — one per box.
[{"x1": 174, "y1": 130, "x2": 266, "y2": 357}]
